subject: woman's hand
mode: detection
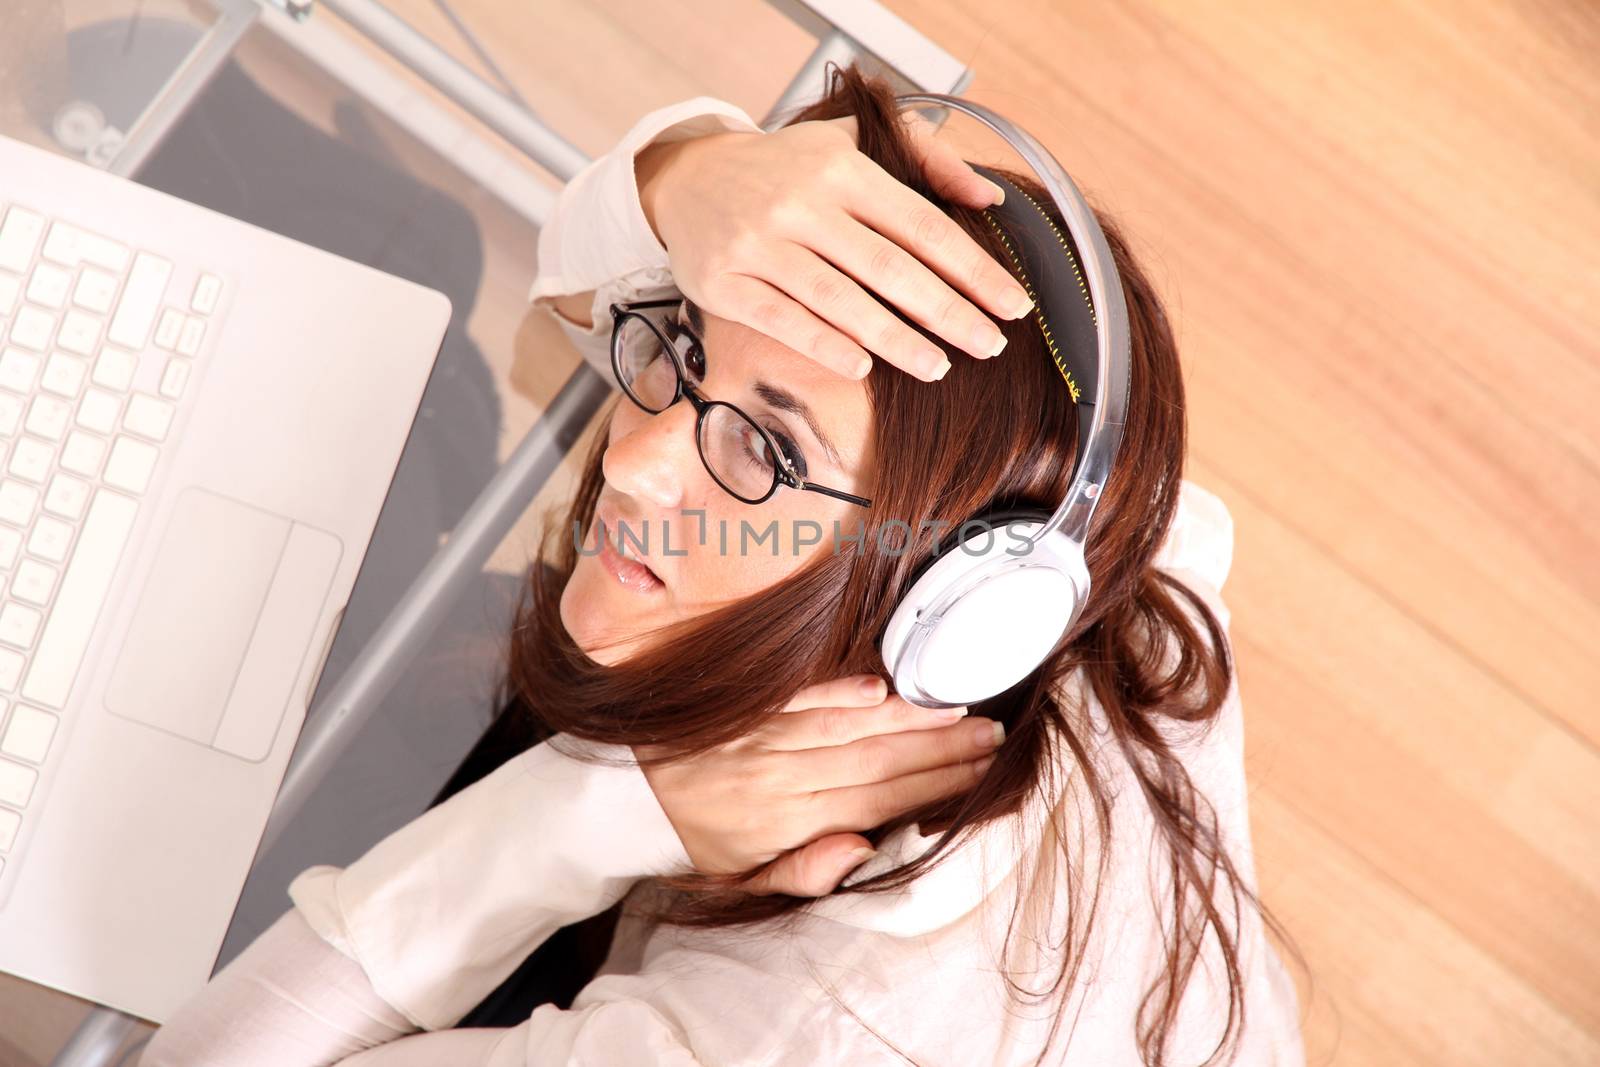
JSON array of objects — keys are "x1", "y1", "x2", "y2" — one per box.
[
  {"x1": 635, "y1": 113, "x2": 1035, "y2": 383},
  {"x1": 633, "y1": 674, "x2": 1003, "y2": 897}
]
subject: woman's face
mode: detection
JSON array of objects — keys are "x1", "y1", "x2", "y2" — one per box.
[{"x1": 561, "y1": 298, "x2": 875, "y2": 664}]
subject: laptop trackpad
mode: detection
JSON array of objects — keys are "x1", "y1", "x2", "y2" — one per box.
[{"x1": 104, "y1": 487, "x2": 343, "y2": 762}]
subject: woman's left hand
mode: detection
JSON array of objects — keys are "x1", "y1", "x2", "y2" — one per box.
[
  {"x1": 636, "y1": 111, "x2": 1031, "y2": 381},
  {"x1": 633, "y1": 674, "x2": 1003, "y2": 897}
]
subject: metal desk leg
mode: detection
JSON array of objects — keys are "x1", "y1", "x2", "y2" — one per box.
[
  {"x1": 47, "y1": 366, "x2": 610, "y2": 1067},
  {"x1": 106, "y1": 0, "x2": 260, "y2": 176},
  {"x1": 257, "y1": 363, "x2": 613, "y2": 856},
  {"x1": 46, "y1": 1008, "x2": 141, "y2": 1067},
  {"x1": 48, "y1": 5, "x2": 970, "y2": 1057}
]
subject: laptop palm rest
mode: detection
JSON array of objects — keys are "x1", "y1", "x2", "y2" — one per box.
[{"x1": 104, "y1": 487, "x2": 342, "y2": 763}]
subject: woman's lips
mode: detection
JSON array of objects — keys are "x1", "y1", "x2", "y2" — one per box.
[{"x1": 594, "y1": 511, "x2": 666, "y2": 593}]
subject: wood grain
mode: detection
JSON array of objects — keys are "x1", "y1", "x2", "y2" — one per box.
[
  {"x1": 304, "y1": 0, "x2": 1600, "y2": 1061},
  {"x1": 7, "y1": 1, "x2": 1593, "y2": 1063}
]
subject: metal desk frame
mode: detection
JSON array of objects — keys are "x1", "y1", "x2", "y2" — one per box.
[{"x1": 50, "y1": 1, "x2": 969, "y2": 1062}]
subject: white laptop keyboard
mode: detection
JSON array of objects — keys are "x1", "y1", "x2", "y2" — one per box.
[{"x1": 0, "y1": 202, "x2": 221, "y2": 877}]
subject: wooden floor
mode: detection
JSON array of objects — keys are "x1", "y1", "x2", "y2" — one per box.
[
  {"x1": 434, "y1": 2, "x2": 1600, "y2": 1063},
  {"x1": 6, "y1": 1, "x2": 1596, "y2": 1064}
]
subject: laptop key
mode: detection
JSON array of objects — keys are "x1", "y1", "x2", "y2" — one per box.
[
  {"x1": 76, "y1": 389, "x2": 120, "y2": 434},
  {"x1": 29, "y1": 515, "x2": 73, "y2": 563},
  {"x1": 192, "y1": 274, "x2": 221, "y2": 314},
  {"x1": 0, "y1": 348, "x2": 40, "y2": 393},
  {"x1": 103, "y1": 436, "x2": 157, "y2": 495},
  {"x1": 7, "y1": 436, "x2": 52, "y2": 483},
  {"x1": 25, "y1": 264, "x2": 70, "y2": 309},
  {"x1": 8, "y1": 307, "x2": 53, "y2": 352},
  {"x1": 0, "y1": 757, "x2": 36, "y2": 807},
  {"x1": 39, "y1": 353, "x2": 87, "y2": 399},
  {"x1": 124, "y1": 394, "x2": 173, "y2": 442},
  {"x1": 56, "y1": 310, "x2": 100, "y2": 356},
  {"x1": 0, "y1": 208, "x2": 44, "y2": 274},
  {"x1": 24, "y1": 395, "x2": 70, "y2": 440},
  {"x1": 0, "y1": 705, "x2": 54, "y2": 763},
  {"x1": 0, "y1": 647, "x2": 22, "y2": 691},
  {"x1": 11, "y1": 559, "x2": 57, "y2": 605},
  {"x1": 177, "y1": 317, "x2": 204, "y2": 357},
  {"x1": 0, "y1": 480, "x2": 37, "y2": 525},
  {"x1": 107, "y1": 253, "x2": 171, "y2": 350},
  {"x1": 41, "y1": 222, "x2": 129, "y2": 273},
  {"x1": 0, "y1": 394, "x2": 21, "y2": 437},
  {"x1": 158, "y1": 358, "x2": 190, "y2": 400},
  {"x1": 39, "y1": 222, "x2": 85, "y2": 267},
  {"x1": 0, "y1": 603, "x2": 42, "y2": 648},
  {"x1": 91, "y1": 348, "x2": 136, "y2": 392},
  {"x1": 73, "y1": 269, "x2": 118, "y2": 315},
  {"x1": 43, "y1": 474, "x2": 90, "y2": 520},
  {"x1": 153, "y1": 308, "x2": 184, "y2": 351},
  {"x1": 59, "y1": 431, "x2": 106, "y2": 477},
  {"x1": 21, "y1": 489, "x2": 138, "y2": 709}
]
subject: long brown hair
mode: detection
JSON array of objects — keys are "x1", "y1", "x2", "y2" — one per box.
[{"x1": 497, "y1": 63, "x2": 1294, "y2": 1066}]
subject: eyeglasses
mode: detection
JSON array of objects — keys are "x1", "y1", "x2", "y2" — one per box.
[{"x1": 608, "y1": 299, "x2": 872, "y2": 508}]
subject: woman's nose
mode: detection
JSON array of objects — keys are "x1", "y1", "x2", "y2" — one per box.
[{"x1": 602, "y1": 403, "x2": 700, "y2": 508}]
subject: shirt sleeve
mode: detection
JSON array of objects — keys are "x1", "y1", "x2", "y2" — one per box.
[
  {"x1": 1151, "y1": 479, "x2": 1235, "y2": 625},
  {"x1": 138, "y1": 906, "x2": 446, "y2": 1067},
  {"x1": 140, "y1": 906, "x2": 893, "y2": 1067},
  {"x1": 527, "y1": 96, "x2": 764, "y2": 380},
  {"x1": 331, "y1": 996, "x2": 897, "y2": 1067},
  {"x1": 284, "y1": 735, "x2": 694, "y2": 1032}
]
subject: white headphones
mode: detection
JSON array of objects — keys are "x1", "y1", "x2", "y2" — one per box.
[{"x1": 880, "y1": 95, "x2": 1132, "y2": 709}]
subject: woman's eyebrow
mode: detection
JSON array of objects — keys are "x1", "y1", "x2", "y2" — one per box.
[
  {"x1": 752, "y1": 381, "x2": 845, "y2": 470},
  {"x1": 680, "y1": 296, "x2": 707, "y2": 337},
  {"x1": 680, "y1": 295, "x2": 846, "y2": 471}
]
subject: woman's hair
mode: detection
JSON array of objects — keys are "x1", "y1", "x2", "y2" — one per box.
[{"x1": 495, "y1": 63, "x2": 1295, "y2": 1066}]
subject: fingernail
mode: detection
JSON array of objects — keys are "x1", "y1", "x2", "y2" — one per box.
[
  {"x1": 972, "y1": 322, "x2": 1006, "y2": 358},
  {"x1": 853, "y1": 355, "x2": 873, "y2": 379},
  {"x1": 932, "y1": 704, "x2": 968, "y2": 721},
  {"x1": 975, "y1": 719, "x2": 1005, "y2": 748},
  {"x1": 971, "y1": 754, "x2": 996, "y2": 778},
  {"x1": 1006, "y1": 288, "x2": 1034, "y2": 319},
  {"x1": 929, "y1": 356, "x2": 951, "y2": 381},
  {"x1": 985, "y1": 178, "x2": 1006, "y2": 205},
  {"x1": 860, "y1": 676, "x2": 886, "y2": 699},
  {"x1": 841, "y1": 846, "x2": 878, "y2": 872}
]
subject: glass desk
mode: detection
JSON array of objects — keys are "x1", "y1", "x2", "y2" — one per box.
[
  {"x1": 2, "y1": 0, "x2": 266, "y2": 174},
  {"x1": 3, "y1": 2, "x2": 609, "y2": 1062},
  {"x1": 0, "y1": 2, "x2": 969, "y2": 1062}
]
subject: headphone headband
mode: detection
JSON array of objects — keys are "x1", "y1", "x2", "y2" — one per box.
[
  {"x1": 970, "y1": 164, "x2": 1101, "y2": 500},
  {"x1": 895, "y1": 95, "x2": 1131, "y2": 553},
  {"x1": 876, "y1": 95, "x2": 1135, "y2": 707}
]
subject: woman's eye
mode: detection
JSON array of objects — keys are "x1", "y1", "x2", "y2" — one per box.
[
  {"x1": 668, "y1": 323, "x2": 706, "y2": 381},
  {"x1": 737, "y1": 425, "x2": 805, "y2": 480},
  {"x1": 766, "y1": 428, "x2": 807, "y2": 478}
]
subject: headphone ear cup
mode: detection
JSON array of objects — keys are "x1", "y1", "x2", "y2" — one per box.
[
  {"x1": 894, "y1": 506, "x2": 1058, "y2": 591},
  {"x1": 881, "y1": 513, "x2": 1085, "y2": 707}
]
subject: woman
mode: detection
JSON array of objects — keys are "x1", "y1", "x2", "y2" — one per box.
[{"x1": 141, "y1": 67, "x2": 1303, "y2": 1066}]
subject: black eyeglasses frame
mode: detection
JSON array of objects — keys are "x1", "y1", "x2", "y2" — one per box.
[{"x1": 607, "y1": 298, "x2": 873, "y2": 509}]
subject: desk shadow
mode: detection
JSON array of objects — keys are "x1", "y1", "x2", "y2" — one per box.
[{"x1": 61, "y1": 21, "x2": 533, "y2": 972}]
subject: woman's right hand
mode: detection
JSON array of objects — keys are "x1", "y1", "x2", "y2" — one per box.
[
  {"x1": 635, "y1": 114, "x2": 1036, "y2": 383},
  {"x1": 634, "y1": 674, "x2": 1003, "y2": 898}
]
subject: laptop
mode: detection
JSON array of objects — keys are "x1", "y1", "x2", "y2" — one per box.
[{"x1": 0, "y1": 133, "x2": 451, "y2": 1022}]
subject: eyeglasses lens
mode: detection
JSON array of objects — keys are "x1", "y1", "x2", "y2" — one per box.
[
  {"x1": 615, "y1": 316, "x2": 680, "y2": 411},
  {"x1": 699, "y1": 403, "x2": 781, "y2": 502},
  {"x1": 617, "y1": 314, "x2": 781, "y2": 503}
]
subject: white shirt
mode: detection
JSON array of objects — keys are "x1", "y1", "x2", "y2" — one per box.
[{"x1": 141, "y1": 97, "x2": 1305, "y2": 1067}]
